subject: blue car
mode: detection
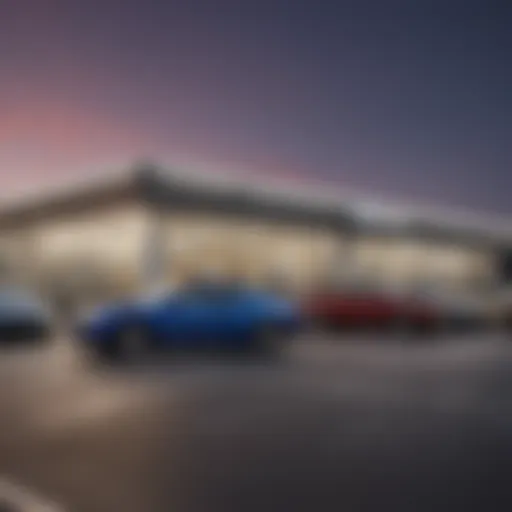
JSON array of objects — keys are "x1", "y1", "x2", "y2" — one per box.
[{"x1": 77, "y1": 282, "x2": 300, "y2": 361}]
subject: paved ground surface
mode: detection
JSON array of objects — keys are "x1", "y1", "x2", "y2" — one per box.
[{"x1": 0, "y1": 331, "x2": 512, "y2": 511}]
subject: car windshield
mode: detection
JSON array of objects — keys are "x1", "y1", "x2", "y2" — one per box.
[
  {"x1": 0, "y1": 289, "x2": 39, "y2": 309},
  {"x1": 179, "y1": 281, "x2": 243, "y2": 301}
]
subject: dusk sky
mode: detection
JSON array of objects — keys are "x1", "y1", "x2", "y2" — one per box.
[{"x1": 0, "y1": 0, "x2": 510, "y2": 214}]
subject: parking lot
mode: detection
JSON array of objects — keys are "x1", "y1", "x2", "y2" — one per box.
[{"x1": 0, "y1": 331, "x2": 512, "y2": 511}]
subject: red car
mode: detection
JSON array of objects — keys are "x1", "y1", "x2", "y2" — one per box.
[{"x1": 303, "y1": 284, "x2": 440, "y2": 334}]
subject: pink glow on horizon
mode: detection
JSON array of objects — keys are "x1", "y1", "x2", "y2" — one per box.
[
  {"x1": 1, "y1": 98, "x2": 152, "y2": 170},
  {"x1": 0, "y1": 96, "x2": 317, "y2": 193}
]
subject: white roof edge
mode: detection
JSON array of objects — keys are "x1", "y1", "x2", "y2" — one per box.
[
  {"x1": 156, "y1": 165, "x2": 512, "y2": 241},
  {"x1": 0, "y1": 161, "x2": 510, "y2": 242},
  {"x1": 0, "y1": 163, "x2": 137, "y2": 212}
]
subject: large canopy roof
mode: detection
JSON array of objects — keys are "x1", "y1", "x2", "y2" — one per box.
[{"x1": 0, "y1": 162, "x2": 510, "y2": 246}]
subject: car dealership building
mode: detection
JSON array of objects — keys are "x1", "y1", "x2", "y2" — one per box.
[{"x1": 0, "y1": 163, "x2": 510, "y2": 306}]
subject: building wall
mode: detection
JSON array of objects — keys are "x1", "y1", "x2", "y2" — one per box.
[
  {"x1": 0, "y1": 198, "x2": 501, "y2": 305},
  {"x1": 0, "y1": 203, "x2": 151, "y2": 304},
  {"x1": 350, "y1": 237, "x2": 495, "y2": 291},
  {"x1": 157, "y1": 211, "x2": 496, "y2": 293},
  {"x1": 159, "y1": 212, "x2": 343, "y2": 292}
]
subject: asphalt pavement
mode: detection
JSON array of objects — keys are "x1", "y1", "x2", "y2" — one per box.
[{"x1": 0, "y1": 332, "x2": 511, "y2": 512}]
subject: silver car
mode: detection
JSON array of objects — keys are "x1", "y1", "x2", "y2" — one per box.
[{"x1": 0, "y1": 288, "x2": 52, "y2": 343}]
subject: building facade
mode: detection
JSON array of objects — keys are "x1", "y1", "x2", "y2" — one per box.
[{"x1": 0, "y1": 164, "x2": 509, "y2": 306}]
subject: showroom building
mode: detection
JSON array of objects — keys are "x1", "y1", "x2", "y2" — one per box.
[{"x1": 0, "y1": 163, "x2": 510, "y2": 306}]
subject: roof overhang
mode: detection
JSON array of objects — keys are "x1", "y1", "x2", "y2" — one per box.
[{"x1": 0, "y1": 162, "x2": 510, "y2": 248}]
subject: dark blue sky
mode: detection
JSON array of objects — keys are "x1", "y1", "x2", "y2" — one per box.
[{"x1": 0, "y1": 0, "x2": 510, "y2": 213}]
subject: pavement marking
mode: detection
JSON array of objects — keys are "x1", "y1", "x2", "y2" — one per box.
[{"x1": 0, "y1": 477, "x2": 65, "y2": 511}]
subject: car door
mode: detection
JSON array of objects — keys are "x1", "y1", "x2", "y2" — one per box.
[
  {"x1": 202, "y1": 289, "x2": 248, "y2": 344},
  {"x1": 154, "y1": 287, "x2": 245, "y2": 347},
  {"x1": 152, "y1": 291, "x2": 213, "y2": 347},
  {"x1": 179, "y1": 287, "x2": 248, "y2": 345},
  {"x1": 188, "y1": 288, "x2": 242, "y2": 344}
]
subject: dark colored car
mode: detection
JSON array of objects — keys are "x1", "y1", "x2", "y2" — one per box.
[
  {"x1": 304, "y1": 284, "x2": 440, "y2": 334},
  {"x1": 0, "y1": 288, "x2": 52, "y2": 343}
]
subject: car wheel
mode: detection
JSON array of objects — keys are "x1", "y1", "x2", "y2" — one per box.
[
  {"x1": 394, "y1": 317, "x2": 429, "y2": 341},
  {"x1": 117, "y1": 325, "x2": 149, "y2": 362},
  {"x1": 94, "y1": 326, "x2": 148, "y2": 364},
  {"x1": 392, "y1": 316, "x2": 412, "y2": 337},
  {"x1": 28, "y1": 322, "x2": 52, "y2": 343},
  {"x1": 92, "y1": 340, "x2": 121, "y2": 363}
]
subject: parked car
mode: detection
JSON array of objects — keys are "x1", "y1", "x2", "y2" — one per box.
[
  {"x1": 490, "y1": 288, "x2": 512, "y2": 330},
  {"x1": 0, "y1": 287, "x2": 52, "y2": 343},
  {"x1": 419, "y1": 290, "x2": 493, "y2": 331},
  {"x1": 304, "y1": 283, "x2": 441, "y2": 335},
  {"x1": 76, "y1": 282, "x2": 300, "y2": 361}
]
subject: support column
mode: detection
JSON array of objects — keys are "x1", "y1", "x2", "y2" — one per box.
[
  {"x1": 141, "y1": 207, "x2": 167, "y2": 294},
  {"x1": 328, "y1": 228, "x2": 358, "y2": 287}
]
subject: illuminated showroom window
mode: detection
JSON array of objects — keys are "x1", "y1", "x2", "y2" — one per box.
[
  {"x1": 32, "y1": 207, "x2": 150, "y2": 296},
  {"x1": 350, "y1": 237, "x2": 496, "y2": 290},
  {"x1": 163, "y1": 214, "x2": 341, "y2": 290}
]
